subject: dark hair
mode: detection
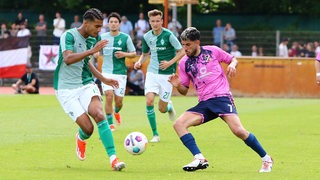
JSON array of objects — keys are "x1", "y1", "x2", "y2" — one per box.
[
  {"x1": 108, "y1": 12, "x2": 121, "y2": 23},
  {"x1": 148, "y1": 9, "x2": 163, "y2": 18},
  {"x1": 83, "y1": 8, "x2": 103, "y2": 21},
  {"x1": 180, "y1": 27, "x2": 200, "y2": 41}
]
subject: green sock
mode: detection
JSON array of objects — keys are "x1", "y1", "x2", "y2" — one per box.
[
  {"x1": 114, "y1": 107, "x2": 120, "y2": 113},
  {"x1": 78, "y1": 128, "x2": 90, "y2": 140},
  {"x1": 97, "y1": 120, "x2": 116, "y2": 157},
  {"x1": 146, "y1": 106, "x2": 158, "y2": 136},
  {"x1": 106, "y1": 114, "x2": 113, "y2": 125}
]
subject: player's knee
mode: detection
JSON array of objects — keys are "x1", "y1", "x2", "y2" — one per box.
[{"x1": 92, "y1": 110, "x2": 105, "y2": 122}]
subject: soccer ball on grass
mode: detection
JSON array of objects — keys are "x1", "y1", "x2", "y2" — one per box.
[{"x1": 124, "y1": 132, "x2": 148, "y2": 155}]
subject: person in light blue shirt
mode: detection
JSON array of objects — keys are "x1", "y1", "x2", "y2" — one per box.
[{"x1": 212, "y1": 19, "x2": 224, "y2": 47}]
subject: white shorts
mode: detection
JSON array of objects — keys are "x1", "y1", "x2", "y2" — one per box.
[
  {"x1": 55, "y1": 83, "x2": 102, "y2": 121},
  {"x1": 144, "y1": 72, "x2": 173, "y2": 102},
  {"x1": 101, "y1": 73, "x2": 127, "y2": 97}
]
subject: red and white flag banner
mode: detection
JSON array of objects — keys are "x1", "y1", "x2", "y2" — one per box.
[
  {"x1": 38, "y1": 45, "x2": 59, "y2": 71},
  {"x1": 0, "y1": 37, "x2": 29, "y2": 78}
]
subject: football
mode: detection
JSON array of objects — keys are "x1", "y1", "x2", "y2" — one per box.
[{"x1": 124, "y1": 132, "x2": 148, "y2": 155}]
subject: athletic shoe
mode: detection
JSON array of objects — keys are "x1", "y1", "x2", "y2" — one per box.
[
  {"x1": 111, "y1": 158, "x2": 126, "y2": 171},
  {"x1": 150, "y1": 136, "x2": 160, "y2": 143},
  {"x1": 259, "y1": 157, "x2": 273, "y2": 173},
  {"x1": 114, "y1": 111, "x2": 121, "y2": 125},
  {"x1": 183, "y1": 158, "x2": 209, "y2": 172},
  {"x1": 110, "y1": 124, "x2": 115, "y2": 131},
  {"x1": 76, "y1": 133, "x2": 86, "y2": 161},
  {"x1": 168, "y1": 101, "x2": 176, "y2": 121}
]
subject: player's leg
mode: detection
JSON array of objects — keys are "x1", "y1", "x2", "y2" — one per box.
[
  {"x1": 75, "y1": 113, "x2": 94, "y2": 161},
  {"x1": 24, "y1": 84, "x2": 36, "y2": 93},
  {"x1": 158, "y1": 74, "x2": 175, "y2": 121},
  {"x1": 104, "y1": 90, "x2": 115, "y2": 130},
  {"x1": 144, "y1": 72, "x2": 160, "y2": 142},
  {"x1": 101, "y1": 74, "x2": 116, "y2": 130},
  {"x1": 113, "y1": 75, "x2": 127, "y2": 125},
  {"x1": 222, "y1": 115, "x2": 273, "y2": 172},
  {"x1": 174, "y1": 111, "x2": 209, "y2": 171},
  {"x1": 85, "y1": 86, "x2": 125, "y2": 171}
]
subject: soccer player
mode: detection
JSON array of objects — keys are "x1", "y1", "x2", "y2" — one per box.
[
  {"x1": 100, "y1": 12, "x2": 136, "y2": 131},
  {"x1": 168, "y1": 27, "x2": 273, "y2": 172},
  {"x1": 315, "y1": 52, "x2": 320, "y2": 85},
  {"x1": 54, "y1": 8, "x2": 125, "y2": 171},
  {"x1": 134, "y1": 9, "x2": 185, "y2": 143}
]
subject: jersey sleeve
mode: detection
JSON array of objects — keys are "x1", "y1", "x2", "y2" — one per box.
[
  {"x1": 60, "y1": 32, "x2": 75, "y2": 52},
  {"x1": 141, "y1": 36, "x2": 149, "y2": 53},
  {"x1": 179, "y1": 57, "x2": 190, "y2": 88},
  {"x1": 126, "y1": 36, "x2": 136, "y2": 52},
  {"x1": 169, "y1": 34, "x2": 182, "y2": 50},
  {"x1": 208, "y1": 46, "x2": 233, "y2": 64}
]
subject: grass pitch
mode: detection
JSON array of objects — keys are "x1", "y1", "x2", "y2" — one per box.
[{"x1": 0, "y1": 95, "x2": 319, "y2": 179}]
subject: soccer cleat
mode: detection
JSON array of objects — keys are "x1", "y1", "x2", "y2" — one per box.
[
  {"x1": 168, "y1": 101, "x2": 176, "y2": 121},
  {"x1": 109, "y1": 124, "x2": 115, "y2": 132},
  {"x1": 183, "y1": 158, "x2": 209, "y2": 172},
  {"x1": 149, "y1": 136, "x2": 160, "y2": 143},
  {"x1": 76, "y1": 133, "x2": 87, "y2": 161},
  {"x1": 111, "y1": 158, "x2": 126, "y2": 171},
  {"x1": 114, "y1": 111, "x2": 121, "y2": 125},
  {"x1": 259, "y1": 157, "x2": 273, "y2": 173}
]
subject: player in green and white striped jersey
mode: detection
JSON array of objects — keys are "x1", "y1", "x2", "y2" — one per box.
[
  {"x1": 134, "y1": 9, "x2": 185, "y2": 143},
  {"x1": 100, "y1": 12, "x2": 136, "y2": 131},
  {"x1": 54, "y1": 8, "x2": 125, "y2": 171}
]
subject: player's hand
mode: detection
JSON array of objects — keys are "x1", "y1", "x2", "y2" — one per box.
[
  {"x1": 159, "y1": 60, "x2": 171, "y2": 70},
  {"x1": 226, "y1": 64, "x2": 236, "y2": 78},
  {"x1": 102, "y1": 78, "x2": 119, "y2": 89},
  {"x1": 92, "y1": 40, "x2": 108, "y2": 54},
  {"x1": 114, "y1": 51, "x2": 125, "y2": 59},
  {"x1": 168, "y1": 73, "x2": 180, "y2": 88},
  {"x1": 134, "y1": 61, "x2": 141, "y2": 70}
]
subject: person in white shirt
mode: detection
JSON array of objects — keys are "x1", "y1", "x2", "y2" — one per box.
[
  {"x1": 278, "y1": 38, "x2": 289, "y2": 57},
  {"x1": 53, "y1": 11, "x2": 65, "y2": 45},
  {"x1": 134, "y1": 12, "x2": 149, "y2": 40},
  {"x1": 17, "y1": 23, "x2": 32, "y2": 65},
  {"x1": 230, "y1": 44, "x2": 242, "y2": 57}
]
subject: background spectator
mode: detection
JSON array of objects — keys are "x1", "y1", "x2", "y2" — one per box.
[
  {"x1": 70, "y1": 15, "x2": 82, "y2": 29},
  {"x1": 288, "y1": 41, "x2": 299, "y2": 57},
  {"x1": 167, "y1": 14, "x2": 182, "y2": 38},
  {"x1": 0, "y1": 23, "x2": 10, "y2": 39},
  {"x1": 17, "y1": 22, "x2": 32, "y2": 65},
  {"x1": 11, "y1": 64, "x2": 39, "y2": 94},
  {"x1": 99, "y1": 12, "x2": 109, "y2": 35},
  {"x1": 53, "y1": 11, "x2": 65, "y2": 45},
  {"x1": 230, "y1": 44, "x2": 242, "y2": 57},
  {"x1": 35, "y1": 14, "x2": 47, "y2": 47},
  {"x1": 14, "y1": 12, "x2": 26, "y2": 29},
  {"x1": 212, "y1": 19, "x2": 224, "y2": 47},
  {"x1": 126, "y1": 66, "x2": 144, "y2": 95},
  {"x1": 278, "y1": 37, "x2": 289, "y2": 57},
  {"x1": 251, "y1": 44, "x2": 257, "y2": 56},
  {"x1": 9, "y1": 23, "x2": 18, "y2": 37},
  {"x1": 135, "y1": 12, "x2": 149, "y2": 40},
  {"x1": 258, "y1": 46, "x2": 264, "y2": 56},
  {"x1": 223, "y1": 22, "x2": 236, "y2": 50},
  {"x1": 120, "y1": 15, "x2": 134, "y2": 40}
]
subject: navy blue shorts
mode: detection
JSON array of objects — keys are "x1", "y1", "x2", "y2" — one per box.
[{"x1": 187, "y1": 96, "x2": 238, "y2": 123}]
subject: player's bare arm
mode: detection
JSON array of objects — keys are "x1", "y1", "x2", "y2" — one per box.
[
  {"x1": 159, "y1": 48, "x2": 185, "y2": 70},
  {"x1": 63, "y1": 40, "x2": 108, "y2": 65},
  {"x1": 88, "y1": 59, "x2": 119, "y2": 88},
  {"x1": 134, "y1": 53, "x2": 149, "y2": 69},
  {"x1": 168, "y1": 73, "x2": 188, "y2": 95},
  {"x1": 114, "y1": 51, "x2": 136, "y2": 59},
  {"x1": 315, "y1": 60, "x2": 320, "y2": 85},
  {"x1": 226, "y1": 57, "x2": 238, "y2": 78}
]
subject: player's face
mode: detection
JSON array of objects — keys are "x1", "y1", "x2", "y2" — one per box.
[
  {"x1": 85, "y1": 19, "x2": 103, "y2": 37},
  {"x1": 108, "y1": 17, "x2": 120, "y2": 32},
  {"x1": 149, "y1": 15, "x2": 163, "y2": 32},
  {"x1": 181, "y1": 40, "x2": 200, "y2": 57}
]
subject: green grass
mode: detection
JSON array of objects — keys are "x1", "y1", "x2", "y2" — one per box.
[{"x1": 0, "y1": 95, "x2": 320, "y2": 179}]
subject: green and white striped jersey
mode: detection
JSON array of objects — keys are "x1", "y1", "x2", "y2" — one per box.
[
  {"x1": 101, "y1": 32, "x2": 135, "y2": 75},
  {"x1": 142, "y1": 28, "x2": 182, "y2": 75},
  {"x1": 54, "y1": 28, "x2": 99, "y2": 90}
]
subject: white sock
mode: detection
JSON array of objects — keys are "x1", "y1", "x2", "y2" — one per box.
[
  {"x1": 194, "y1": 153, "x2": 205, "y2": 160},
  {"x1": 262, "y1": 154, "x2": 271, "y2": 162},
  {"x1": 110, "y1": 155, "x2": 117, "y2": 164}
]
